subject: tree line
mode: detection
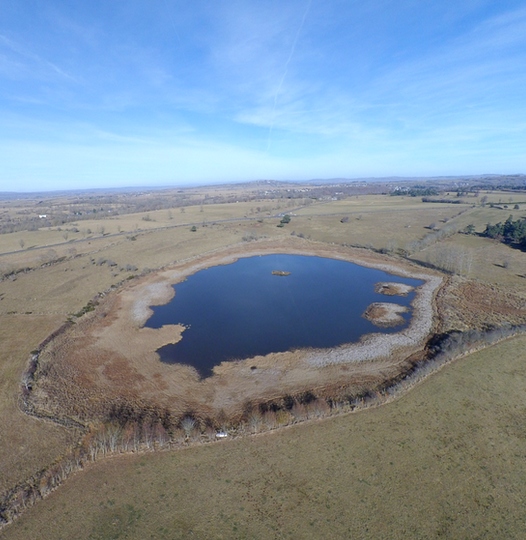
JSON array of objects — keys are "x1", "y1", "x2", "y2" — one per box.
[{"x1": 482, "y1": 215, "x2": 526, "y2": 249}]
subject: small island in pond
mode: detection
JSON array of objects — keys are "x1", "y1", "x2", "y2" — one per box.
[
  {"x1": 375, "y1": 282, "x2": 414, "y2": 296},
  {"x1": 272, "y1": 270, "x2": 291, "y2": 276},
  {"x1": 362, "y1": 302, "x2": 408, "y2": 327}
]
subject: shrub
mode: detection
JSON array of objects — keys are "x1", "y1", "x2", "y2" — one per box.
[{"x1": 73, "y1": 300, "x2": 98, "y2": 318}]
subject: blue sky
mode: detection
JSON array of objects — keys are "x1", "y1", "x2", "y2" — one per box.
[{"x1": 1, "y1": 1, "x2": 525, "y2": 191}]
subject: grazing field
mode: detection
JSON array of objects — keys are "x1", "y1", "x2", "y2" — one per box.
[
  {"x1": 3, "y1": 335, "x2": 526, "y2": 539},
  {"x1": 0, "y1": 182, "x2": 525, "y2": 535},
  {"x1": 0, "y1": 315, "x2": 79, "y2": 494}
]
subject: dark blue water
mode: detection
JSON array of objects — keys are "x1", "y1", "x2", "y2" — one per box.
[{"x1": 146, "y1": 255, "x2": 423, "y2": 378}]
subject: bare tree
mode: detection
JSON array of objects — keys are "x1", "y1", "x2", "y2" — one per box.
[
  {"x1": 21, "y1": 371, "x2": 32, "y2": 391},
  {"x1": 307, "y1": 399, "x2": 330, "y2": 418},
  {"x1": 291, "y1": 402, "x2": 307, "y2": 422},
  {"x1": 430, "y1": 246, "x2": 473, "y2": 275},
  {"x1": 180, "y1": 416, "x2": 196, "y2": 439},
  {"x1": 248, "y1": 411, "x2": 263, "y2": 433},
  {"x1": 151, "y1": 423, "x2": 170, "y2": 448}
]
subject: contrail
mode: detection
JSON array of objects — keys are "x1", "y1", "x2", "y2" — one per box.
[
  {"x1": 161, "y1": 0, "x2": 182, "y2": 43},
  {"x1": 0, "y1": 34, "x2": 77, "y2": 82},
  {"x1": 266, "y1": 0, "x2": 312, "y2": 151}
]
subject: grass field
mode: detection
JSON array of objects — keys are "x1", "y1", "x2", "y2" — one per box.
[
  {"x1": 0, "y1": 314, "x2": 79, "y2": 494},
  {"x1": 0, "y1": 185, "x2": 525, "y2": 536},
  {"x1": 3, "y1": 334, "x2": 526, "y2": 539}
]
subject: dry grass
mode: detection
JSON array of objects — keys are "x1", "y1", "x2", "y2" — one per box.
[
  {"x1": 296, "y1": 193, "x2": 468, "y2": 213},
  {"x1": 415, "y1": 234, "x2": 526, "y2": 287},
  {"x1": 0, "y1": 200, "x2": 292, "y2": 495},
  {"x1": 475, "y1": 190, "x2": 526, "y2": 206},
  {"x1": 1, "y1": 190, "x2": 525, "y2": 536},
  {"x1": 0, "y1": 314, "x2": 79, "y2": 493},
  {"x1": 0, "y1": 202, "x2": 275, "y2": 495},
  {"x1": 3, "y1": 335, "x2": 526, "y2": 539},
  {"x1": 0, "y1": 199, "x2": 282, "y2": 251},
  {"x1": 291, "y1": 198, "x2": 473, "y2": 251}
]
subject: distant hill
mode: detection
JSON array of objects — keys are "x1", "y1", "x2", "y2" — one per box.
[{"x1": 1, "y1": 174, "x2": 524, "y2": 199}]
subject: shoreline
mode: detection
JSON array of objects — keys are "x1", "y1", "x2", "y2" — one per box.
[
  {"x1": 127, "y1": 238, "x2": 442, "y2": 371},
  {"x1": 32, "y1": 237, "x2": 444, "y2": 421}
]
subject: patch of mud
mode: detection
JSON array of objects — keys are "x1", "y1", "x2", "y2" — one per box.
[{"x1": 131, "y1": 282, "x2": 175, "y2": 326}]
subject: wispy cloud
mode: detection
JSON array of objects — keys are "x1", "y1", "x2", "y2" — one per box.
[
  {"x1": 266, "y1": 0, "x2": 312, "y2": 150},
  {"x1": 231, "y1": 3, "x2": 526, "y2": 149},
  {"x1": 0, "y1": 34, "x2": 77, "y2": 82},
  {"x1": 1, "y1": 2, "x2": 525, "y2": 189}
]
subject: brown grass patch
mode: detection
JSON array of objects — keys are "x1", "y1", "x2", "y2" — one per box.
[
  {"x1": 436, "y1": 276, "x2": 526, "y2": 331},
  {"x1": 0, "y1": 314, "x2": 80, "y2": 493}
]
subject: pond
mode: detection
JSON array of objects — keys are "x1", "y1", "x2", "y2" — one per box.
[{"x1": 145, "y1": 254, "x2": 423, "y2": 378}]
